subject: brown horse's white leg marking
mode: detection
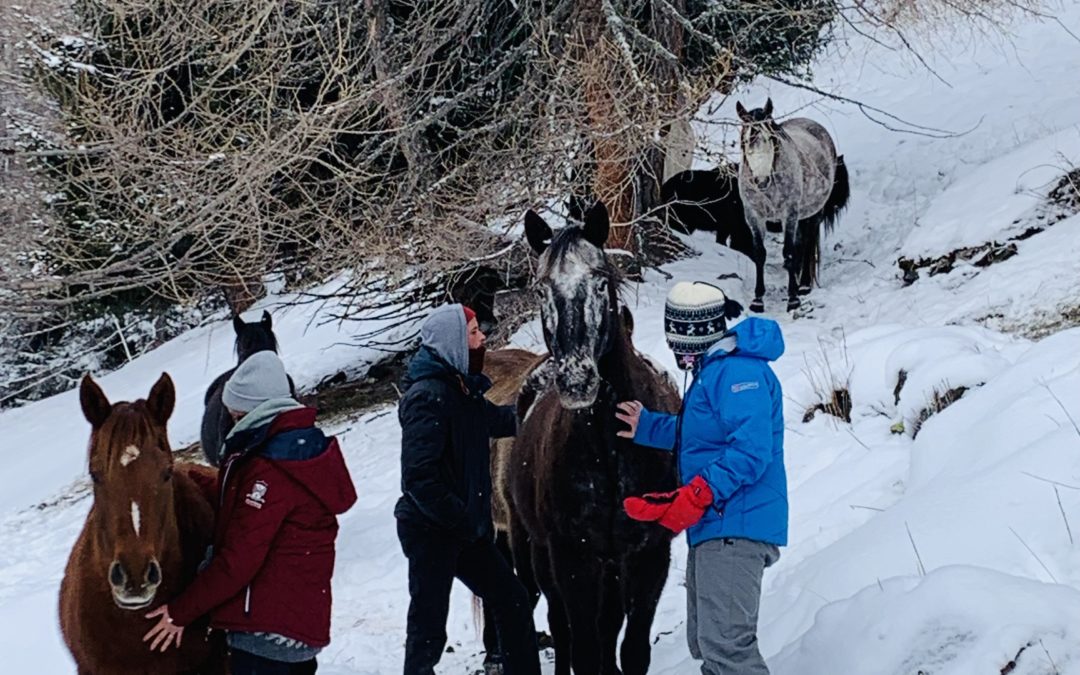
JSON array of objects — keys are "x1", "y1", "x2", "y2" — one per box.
[
  {"x1": 120, "y1": 445, "x2": 140, "y2": 466},
  {"x1": 131, "y1": 501, "x2": 141, "y2": 537}
]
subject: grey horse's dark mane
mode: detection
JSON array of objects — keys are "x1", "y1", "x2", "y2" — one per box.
[{"x1": 742, "y1": 111, "x2": 787, "y2": 156}]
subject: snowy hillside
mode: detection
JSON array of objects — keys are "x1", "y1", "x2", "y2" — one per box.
[{"x1": 2, "y1": 4, "x2": 1080, "y2": 674}]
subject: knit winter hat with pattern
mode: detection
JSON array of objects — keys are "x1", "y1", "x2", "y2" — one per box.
[
  {"x1": 665, "y1": 281, "x2": 743, "y2": 371},
  {"x1": 222, "y1": 351, "x2": 292, "y2": 413}
]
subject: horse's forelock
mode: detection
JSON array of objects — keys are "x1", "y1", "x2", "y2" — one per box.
[
  {"x1": 92, "y1": 403, "x2": 170, "y2": 476},
  {"x1": 538, "y1": 229, "x2": 618, "y2": 342},
  {"x1": 234, "y1": 319, "x2": 279, "y2": 362}
]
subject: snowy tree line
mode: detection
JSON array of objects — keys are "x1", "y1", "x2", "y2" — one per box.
[{"x1": 0, "y1": 0, "x2": 1038, "y2": 406}]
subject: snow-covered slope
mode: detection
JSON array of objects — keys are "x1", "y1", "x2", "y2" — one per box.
[{"x1": 2, "y1": 4, "x2": 1080, "y2": 674}]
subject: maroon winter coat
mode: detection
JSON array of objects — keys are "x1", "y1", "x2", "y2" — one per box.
[{"x1": 170, "y1": 408, "x2": 357, "y2": 647}]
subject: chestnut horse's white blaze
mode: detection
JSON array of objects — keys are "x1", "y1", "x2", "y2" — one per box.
[{"x1": 131, "y1": 500, "x2": 141, "y2": 537}]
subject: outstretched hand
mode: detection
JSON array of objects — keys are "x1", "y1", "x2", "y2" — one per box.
[
  {"x1": 615, "y1": 400, "x2": 644, "y2": 439},
  {"x1": 143, "y1": 605, "x2": 184, "y2": 652}
]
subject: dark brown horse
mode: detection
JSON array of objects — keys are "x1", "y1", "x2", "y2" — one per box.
[
  {"x1": 512, "y1": 202, "x2": 681, "y2": 675},
  {"x1": 60, "y1": 374, "x2": 225, "y2": 674},
  {"x1": 200, "y1": 311, "x2": 295, "y2": 467}
]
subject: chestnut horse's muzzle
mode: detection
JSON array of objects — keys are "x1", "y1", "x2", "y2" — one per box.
[{"x1": 108, "y1": 558, "x2": 161, "y2": 610}]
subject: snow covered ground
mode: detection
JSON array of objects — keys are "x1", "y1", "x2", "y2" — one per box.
[{"x1": 2, "y1": 4, "x2": 1080, "y2": 673}]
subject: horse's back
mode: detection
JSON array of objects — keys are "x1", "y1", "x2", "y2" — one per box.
[
  {"x1": 200, "y1": 370, "x2": 235, "y2": 466},
  {"x1": 203, "y1": 369, "x2": 233, "y2": 405},
  {"x1": 781, "y1": 118, "x2": 837, "y2": 214},
  {"x1": 783, "y1": 117, "x2": 836, "y2": 155},
  {"x1": 484, "y1": 348, "x2": 545, "y2": 531},
  {"x1": 662, "y1": 169, "x2": 742, "y2": 235},
  {"x1": 783, "y1": 117, "x2": 837, "y2": 177},
  {"x1": 485, "y1": 348, "x2": 545, "y2": 405}
]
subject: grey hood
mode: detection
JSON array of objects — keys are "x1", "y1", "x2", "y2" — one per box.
[{"x1": 419, "y1": 304, "x2": 469, "y2": 375}]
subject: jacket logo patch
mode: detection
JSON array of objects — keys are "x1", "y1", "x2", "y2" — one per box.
[
  {"x1": 731, "y1": 381, "x2": 760, "y2": 394},
  {"x1": 245, "y1": 481, "x2": 268, "y2": 509}
]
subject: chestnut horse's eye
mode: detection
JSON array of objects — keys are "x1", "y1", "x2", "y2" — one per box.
[
  {"x1": 162, "y1": 466, "x2": 173, "y2": 483},
  {"x1": 89, "y1": 470, "x2": 101, "y2": 485}
]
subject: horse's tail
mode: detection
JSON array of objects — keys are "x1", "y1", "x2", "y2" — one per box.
[
  {"x1": 821, "y1": 154, "x2": 850, "y2": 235},
  {"x1": 472, "y1": 594, "x2": 485, "y2": 641},
  {"x1": 800, "y1": 214, "x2": 823, "y2": 289}
]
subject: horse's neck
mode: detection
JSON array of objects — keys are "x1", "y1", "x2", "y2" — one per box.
[
  {"x1": 598, "y1": 326, "x2": 643, "y2": 400},
  {"x1": 238, "y1": 341, "x2": 276, "y2": 364}
]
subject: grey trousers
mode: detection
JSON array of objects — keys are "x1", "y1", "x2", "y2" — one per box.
[{"x1": 687, "y1": 537, "x2": 780, "y2": 675}]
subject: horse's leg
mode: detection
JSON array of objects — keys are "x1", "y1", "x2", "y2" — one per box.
[
  {"x1": 798, "y1": 214, "x2": 822, "y2": 295},
  {"x1": 619, "y1": 544, "x2": 671, "y2": 675},
  {"x1": 599, "y1": 566, "x2": 625, "y2": 675},
  {"x1": 509, "y1": 519, "x2": 542, "y2": 612},
  {"x1": 550, "y1": 540, "x2": 604, "y2": 675},
  {"x1": 782, "y1": 207, "x2": 801, "y2": 311},
  {"x1": 482, "y1": 530, "x2": 514, "y2": 665},
  {"x1": 533, "y1": 543, "x2": 571, "y2": 675},
  {"x1": 744, "y1": 211, "x2": 768, "y2": 313}
]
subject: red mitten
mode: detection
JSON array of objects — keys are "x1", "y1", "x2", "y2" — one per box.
[{"x1": 623, "y1": 476, "x2": 714, "y2": 533}]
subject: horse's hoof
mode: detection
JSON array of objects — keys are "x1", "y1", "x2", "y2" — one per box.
[
  {"x1": 798, "y1": 285, "x2": 812, "y2": 296},
  {"x1": 537, "y1": 631, "x2": 554, "y2": 649},
  {"x1": 750, "y1": 299, "x2": 765, "y2": 313},
  {"x1": 787, "y1": 298, "x2": 801, "y2": 312}
]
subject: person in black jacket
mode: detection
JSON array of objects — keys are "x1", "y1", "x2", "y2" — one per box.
[{"x1": 395, "y1": 304, "x2": 540, "y2": 675}]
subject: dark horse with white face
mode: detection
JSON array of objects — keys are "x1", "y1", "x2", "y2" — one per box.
[
  {"x1": 200, "y1": 311, "x2": 295, "y2": 466},
  {"x1": 736, "y1": 98, "x2": 850, "y2": 312},
  {"x1": 512, "y1": 202, "x2": 681, "y2": 675}
]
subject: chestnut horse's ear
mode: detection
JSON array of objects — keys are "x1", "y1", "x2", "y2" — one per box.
[
  {"x1": 582, "y1": 201, "x2": 610, "y2": 248},
  {"x1": 735, "y1": 101, "x2": 751, "y2": 122},
  {"x1": 232, "y1": 314, "x2": 245, "y2": 335},
  {"x1": 763, "y1": 98, "x2": 774, "y2": 118},
  {"x1": 146, "y1": 373, "x2": 176, "y2": 427},
  {"x1": 80, "y1": 375, "x2": 111, "y2": 429},
  {"x1": 525, "y1": 209, "x2": 553, "y2": 254},
  {"x1": 261, "y1": 310, "x2": 272, "y2": 329},
  {"x1": 620, "y1": 305, "x2": 634, "y2": 337}
]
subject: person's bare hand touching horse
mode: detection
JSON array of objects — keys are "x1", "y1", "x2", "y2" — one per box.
[{"x1": 616, "y1": 400, "x2": 643, "y2": 439}]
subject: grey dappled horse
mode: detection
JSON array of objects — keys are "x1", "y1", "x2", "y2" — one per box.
[{"x1": 736, "y1": 98, "x2": 849, "y2": 312}]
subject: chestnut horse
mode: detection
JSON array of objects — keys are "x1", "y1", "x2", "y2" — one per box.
[{"x1": 60, "y1": 373, "x2": 225, "y2": 674}]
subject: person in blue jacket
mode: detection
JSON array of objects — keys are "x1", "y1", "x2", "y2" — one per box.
[{"x1": 615, "y1": 281, "x2": 787, "y2": 675}]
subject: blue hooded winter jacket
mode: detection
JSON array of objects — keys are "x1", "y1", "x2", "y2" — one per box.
[{"x1": 634, "y1": 317, "x2": 788, "y2": 547}]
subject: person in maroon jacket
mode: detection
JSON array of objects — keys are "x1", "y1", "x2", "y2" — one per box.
[{"x1": 143, "y1": 351, "x2": 357, "y2": 675}]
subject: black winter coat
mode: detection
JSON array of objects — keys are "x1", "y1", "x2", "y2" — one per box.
[{"x1": 395, "y1": 346, "x2": 516, "y2": 542}]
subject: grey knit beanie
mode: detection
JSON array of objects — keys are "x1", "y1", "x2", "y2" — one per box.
[{"x1": 222, "y1": 351, "x2": 292, "y2": 413}]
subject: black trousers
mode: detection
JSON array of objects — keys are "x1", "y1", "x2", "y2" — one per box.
[
  {"x1": 397, "y1": 520, "x2": 540, "y2": 675},
  {"x1": 229, "y1": 649, "x2": 317, "y2": 675}
]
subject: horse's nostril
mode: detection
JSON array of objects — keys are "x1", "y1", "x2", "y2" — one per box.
[
  {"x1": 108, "y1": 561, "x2": 126, "y2": 588},
  {"x1": 145, "y1": 560, "x2": 161, "y2": 586}
]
